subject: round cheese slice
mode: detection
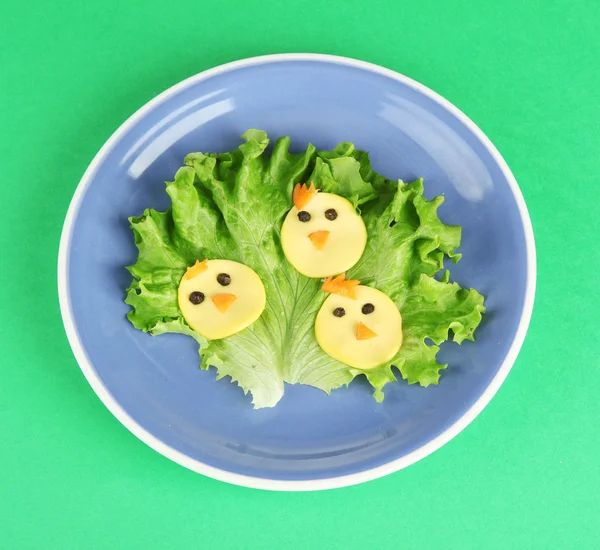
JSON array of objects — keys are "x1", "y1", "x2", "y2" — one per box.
[
  {"x1": 178, "y1": 259, "x2": 266, "y2": 340},
  {"x1": 281, "y1": 192, "x2": 367, "y2": 278},
  {"x1": 315, "y1": 285, "x2": 402, "y2": 369}
]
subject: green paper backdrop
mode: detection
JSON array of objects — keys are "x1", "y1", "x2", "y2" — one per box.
[{"x1": 1, "y1": 0, "x2": 599, "y2": 548}]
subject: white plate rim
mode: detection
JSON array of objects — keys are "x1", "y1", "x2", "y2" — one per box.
[{"x1": 57, "y1": 53, "x2": 537, "y2": 491}]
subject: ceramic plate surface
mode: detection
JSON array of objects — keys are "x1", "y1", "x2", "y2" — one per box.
[{"x1": 58, "y1": 54, "x2": 535, "y2": 490}]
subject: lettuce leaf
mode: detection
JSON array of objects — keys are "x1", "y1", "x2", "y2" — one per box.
[{"x1": 125, "y1": 130, "x2": 485, "y2": 408}]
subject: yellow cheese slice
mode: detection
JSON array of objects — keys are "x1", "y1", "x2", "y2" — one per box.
[
  {"x1": 281, "y1": 192, "x2": 367, "y2": 278},
  {"x1": 315, "y1": 285, "x2": 402, "y2": 369},
  {"x1": 178, "y1": 259, "x2": 266, "y2": 340}
]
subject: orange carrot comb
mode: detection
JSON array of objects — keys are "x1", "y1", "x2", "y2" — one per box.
[
  {"x1": 293, "y1": 182, "x2": 318, "y2": 209},
  {"x1": 185, "y1": 259, "x2": 208, "y2": 280},
  {"x1": 321, "y1": 274, "x2": 360, "y2": 300}
]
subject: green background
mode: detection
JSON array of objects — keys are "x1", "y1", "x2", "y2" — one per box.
[{"x1": 2, "y1": 0, "x2": 599, "y2": 547}]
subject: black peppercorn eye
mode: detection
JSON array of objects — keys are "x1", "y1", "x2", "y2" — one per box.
[
  {"x1": 333, "y1": 307, "x2": 346, "y2": 317},
  {"x1": 189, "y1": 291, "x2": 205, "y2": 305},
  {"x1": 325, "y1": 208, "x2": 338, "y2": 221},
  {"x1": 217, "y1": 273, "x2": 231, "y2": 286},
  {"x1": 361, "y1": 303, "x2": 375, "y2": 314},
  {"x1": 297, "y1": 211, "x2": 311, "y2": 222}
]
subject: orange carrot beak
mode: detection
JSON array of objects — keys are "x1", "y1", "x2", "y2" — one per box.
[
  {"x1": 356, "y1": 322, "x2": 377, "y2": 340},
  {"x1": 309, "y1": 230, "x2": 330, "y2": 250},
  {"x1": 212, "y1": 293, "x2": 236, "y2": 313}
]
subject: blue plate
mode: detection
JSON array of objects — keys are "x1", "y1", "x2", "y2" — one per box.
[{"x1": 58, "y1": 54, "x2": 535, "y2": 490}]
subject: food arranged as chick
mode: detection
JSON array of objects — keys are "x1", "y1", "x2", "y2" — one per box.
[
  {"x1": 315, "y1": 274, "x2": 403, "y2": 369},
  {"x1": 281, "y1": 183, "x2": 367, "y2": 278},
  {"x1": 178, "y1": 259, "x2": 266, "y2": 340}
]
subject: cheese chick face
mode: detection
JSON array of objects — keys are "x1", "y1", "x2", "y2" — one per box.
[
  {"x1": 315, "y1": 281, "x2": 403, "y2": 370},
  {"x1": 281, "y1": 184, "x2": 367, "y2": 278},
  {"x1": 178, "y1": 259, "x2": 266, "y2": 340}
]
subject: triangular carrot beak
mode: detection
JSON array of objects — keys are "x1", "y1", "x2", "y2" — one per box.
[
  {"x1": 212, "y1": 293, "x2": 236, "y2": 313},
  {"x1": 356, "y1": 322, "x2": 377, "y2": 340},
  {"x1": 309, "y1": 230, "x2": 330, "y2": 250}
]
